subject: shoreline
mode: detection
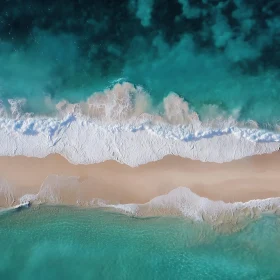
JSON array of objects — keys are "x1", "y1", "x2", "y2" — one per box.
[{"x1": 1, "y1": 151, "x2": 280, "y2": 208}]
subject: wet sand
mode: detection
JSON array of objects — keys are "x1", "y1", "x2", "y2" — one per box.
[{"x1": 0, "y1": 151, "x2": 280, "y2": 208}]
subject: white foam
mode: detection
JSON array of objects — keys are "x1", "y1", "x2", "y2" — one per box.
[
  {"x1": 0, "y1": 82, "x2": 279, "y2": 166},
  {"x1": 103, "y1": 187, "x2": 280, "y2": 232},
  {"x1": 107, "y1": 203, "x2": 140, "y2": 215},
  {"x1": 143, "y1": 187, "x2": 280, "y2": 218},
  {"x1": 3, "y1": 175, "x2": 279, "y2": 232},
  {"x1": 0, "y1": 113, "x2": 279, "y2": 166}
]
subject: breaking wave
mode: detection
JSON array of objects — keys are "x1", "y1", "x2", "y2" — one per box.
[
  {"x1": 1, "y1": 175, "x2": 279, "y2": 233},
  {"x1": 0, "y1": 82, "x2": 279, "y2": 166},
  {"x1": 107, "y1": 187, "x2": 280, "y2": 232}
]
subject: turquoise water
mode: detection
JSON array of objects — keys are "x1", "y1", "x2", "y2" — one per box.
[
  {"x1": 1, "y1": 2, "x2": 280, "y2": 278},
  {"x1": 0, "y1": 206, "x2": 280, "y2": 279},
  {"x1": 1, "y1": 1, "x2": 280, "y2": 125}
]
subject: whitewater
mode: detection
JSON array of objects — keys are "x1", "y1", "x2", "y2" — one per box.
[
  {"x1": 0, "y1": 82, "x2": 279, "y2": 166},
  {"x1": 9, "y1": 179, "x2": 280, "y2": 233}
]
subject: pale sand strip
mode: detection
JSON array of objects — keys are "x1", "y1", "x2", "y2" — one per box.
[{"x1": 0, "y1": 151, "x2": 280, "y2": 208}]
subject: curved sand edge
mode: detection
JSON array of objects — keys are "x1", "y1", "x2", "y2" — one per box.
[{"x1": 1, "y1": 151, "x2": 280, "y2": 208}]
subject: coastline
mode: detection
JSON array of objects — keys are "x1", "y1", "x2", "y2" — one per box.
[{"x1": 1, "y1": 151, "x2": 280, "y2": 208}]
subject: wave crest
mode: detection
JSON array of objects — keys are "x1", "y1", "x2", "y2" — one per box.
[
  {"x1": 6, "y1": 183, "x2": 280, "y2": 233},
  {"x1": 0, "y1": 82, "x2": 279, "y2": 165}
]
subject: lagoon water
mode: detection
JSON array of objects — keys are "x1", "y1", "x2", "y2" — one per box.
[{"x1": 0, "y1": 206, "x2": 280, "y2": 280}]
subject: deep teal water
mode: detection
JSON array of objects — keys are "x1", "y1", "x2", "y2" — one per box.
[
  {"x1": 0, "y1": 206, "x2": 280, "y2": 280},
  {"x1": 1, "y1": 0, "x2": 280, "y2": 125}
]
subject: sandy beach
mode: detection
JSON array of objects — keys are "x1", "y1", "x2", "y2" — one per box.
[{"x1": 0, "y1": 151, "x2": 280, "y2": 208}]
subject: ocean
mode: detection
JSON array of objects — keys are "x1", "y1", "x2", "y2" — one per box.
[
  {"x1": 0, "y1": 0, "x2": 280, "y2": 125},
  {"x1": 0, "y1": 206, "x2": 280, "y2": 280},
  {"x1": 0, "y1": 0, "x2": 279, "y2": 165},
  {"x1": 1, "y1": 1, "x2": 280, "y2": 278}
]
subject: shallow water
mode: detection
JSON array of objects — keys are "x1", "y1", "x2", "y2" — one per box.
[{"x1": 0, "y1": 206, "x2": 280, "y2": 279}]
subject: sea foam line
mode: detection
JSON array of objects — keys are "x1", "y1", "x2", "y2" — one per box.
[
  {"x1": 0, "y1": 82, "x2": 279, "y2": 165},
  {"x1": 15, "y1": 183, "x2": 280, "y2": 233},
  {"x1": 1, "y1": 114, "x2": 280, "y2": 143},
  {"x1": 92, "y1": 187, "x2": 280, "y2": 233},
  {"x1": 1, "y1": 175, "x2": 279, "y2": 232},
  {"x1": 0, "y1": 114, "x2": 279, "y2": 166}
]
